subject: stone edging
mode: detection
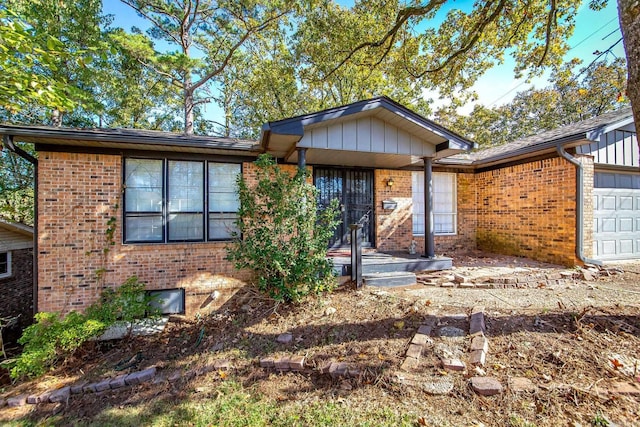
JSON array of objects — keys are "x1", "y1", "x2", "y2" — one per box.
[{"x1": 417, "y1": 266, "x2": 621, "y2": 289}]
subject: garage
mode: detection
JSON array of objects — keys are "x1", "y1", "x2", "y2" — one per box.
[{"x1": 593, "y1": 172, "x2": 640, "y2": 260}]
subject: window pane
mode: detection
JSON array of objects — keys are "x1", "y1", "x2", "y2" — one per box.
[
  {"x1": 412, "y1": 171, "x2": 456, "y2": 235},
  {"x1": 209, "y1": 163, "x2": 240, "y2": 212},
  {"x1": 169, "y1": 213, "x2": 203, "y2": 240},
  {"x1": 209, "y1": 213, "x2": 239, "y2": 240},
  {"x1": 0, "y1": 252, "x2": 8, "y2": 275},
  {"x1": 125, "y1": 159, "x2": 163, "y2": 212},
  {"x1": 169, "y1": 161, "x2": 204, "y2": 212},
  {"x1": 412, "y1": 172, "x2": 425, "y2": 235},
  {"x1": 125, "y1": 215, "x2": 163, "y2": 242}
]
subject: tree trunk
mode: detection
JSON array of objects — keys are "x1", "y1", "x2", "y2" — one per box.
[
  {"x1": 617, "y1": 1, "x2": 640, "y2": 151},
  {"x1": 184, "y1": 86, "x2": 195, "y2": 135}
]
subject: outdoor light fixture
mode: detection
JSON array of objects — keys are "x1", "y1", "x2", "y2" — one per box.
[{"x1": 386, "y1": 177, "x2": 394, "y2": 187}]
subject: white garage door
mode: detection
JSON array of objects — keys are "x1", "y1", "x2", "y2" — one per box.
[{"x1": 593, "y1": 173, "x2": 640, "y2": 260}]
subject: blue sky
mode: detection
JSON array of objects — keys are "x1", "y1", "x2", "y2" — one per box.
[{"x1": 102, "y1": 0, "x2": 626, "y2": 120}]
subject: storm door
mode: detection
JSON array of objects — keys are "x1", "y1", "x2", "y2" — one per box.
[{"x1": 315, "y1": 168, "x2": 374, "y2": 247}]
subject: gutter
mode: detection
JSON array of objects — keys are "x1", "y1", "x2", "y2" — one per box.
[
  {"x1": 555, "y1": 141, "x2": 603, "y2": 266},
  {"x1": 2, "y1": 135, "x2": 39, "y2": 314}
]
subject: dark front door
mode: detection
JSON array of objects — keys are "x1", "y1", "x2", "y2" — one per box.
[{"x1": 315, "y1": 168, "x2": 374, "y2": 247}]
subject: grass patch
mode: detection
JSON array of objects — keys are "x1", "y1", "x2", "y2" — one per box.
[{"x1": 51, "y1": 381, "x2": 413, "y2": 427}]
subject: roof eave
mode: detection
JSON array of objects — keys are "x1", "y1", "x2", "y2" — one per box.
[
  {"x1": 0, "y1": 220, "x2": 34, "y2": 237},
  {"x1": 587, "y1": 116, "x2": 636, "y2": 141},
  {"x1": 473, "y1": 133, "x2": 591, "y2": 167},
  {"x1": 0, "y1": 125, "x2": 261, "y2": 153}
]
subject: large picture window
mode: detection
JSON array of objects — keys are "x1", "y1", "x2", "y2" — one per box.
[
  {"x1": 412, "y1": 172, "x2": 457, "y2": 235},
  {"x1": 0, "y1": 251, "x2": 10, "y2": 279},
  {"x1": 124, "y1": 158, "x2": 240, "y2": 243}
]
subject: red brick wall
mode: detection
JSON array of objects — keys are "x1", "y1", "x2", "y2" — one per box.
[
  {"x1": 38, "y1": 152, "x2": 251, "y2": 316},
  {"x1": 374, "y1": 169, "x2": 477, "y2": 254},
  {"x1": 375, "y1": 170, "x2": 413, "y2": 252},
  {"x1": 0, "y1": 248, "x2": 34, "y2": 343},
  {"x1": 475, "y1": 157, "x2": 579, "y2": 266}
]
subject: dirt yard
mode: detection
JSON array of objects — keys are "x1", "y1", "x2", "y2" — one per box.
[{"x1": 1, "y1": 252, "x2": 639, "y2": 426}]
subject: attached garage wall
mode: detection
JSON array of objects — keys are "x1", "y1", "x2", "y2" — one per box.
[
  {"x1": 593, "y1": 172, "x2": 640, "y2": 260},
  {"x1": 475, "y1": 156, "x2": 588, "y2": 266}
]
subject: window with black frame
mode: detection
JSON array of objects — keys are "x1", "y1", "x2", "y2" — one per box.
[
  {"x1": 124, "y1": 158, "x2": 240, "y2": 243},
  {"x1": 0, "y1": 251, "x2": 10, "y2": 278}
]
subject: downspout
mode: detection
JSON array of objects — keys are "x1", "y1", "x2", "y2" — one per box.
[
  {"x1": 2, "y1": 135, "x2": 39, "y2": 314},
  {"x1": 555, "y1": 141, "x2": 602, "y2": 266}
]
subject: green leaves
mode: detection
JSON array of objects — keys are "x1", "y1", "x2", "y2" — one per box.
[
  {"x1": 435, "y1": 58, "x2": 628, "y2": 149},
  {"x1": 226, "y1": 154, "x2": 341, "y2": 302},
  {"x1": 9, "y1": 276, "x2": 154, "y2": 380}
]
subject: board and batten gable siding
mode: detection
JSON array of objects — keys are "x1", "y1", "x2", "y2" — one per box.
[
  {"x1": 298, "y1": 116, "x2": 436, "y2": 157},
  {"x1": 576, "y1": 126, "x2": 638, "y2": 167},
  {"x1": 0, "y1": 228, "x2": 33, "y2": 251}
]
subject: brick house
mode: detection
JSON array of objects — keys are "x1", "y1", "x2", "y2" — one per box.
[
  {"x1": 0, "y1": 220, "x2": 34, "y2": 342},
  {"x1": 0, "y1": 98, "x2": 636, "y2": 317}
]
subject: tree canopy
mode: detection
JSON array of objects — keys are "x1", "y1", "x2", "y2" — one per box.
[{"x1": 434, "y1": 58, "x2": 629, "y2": 148}]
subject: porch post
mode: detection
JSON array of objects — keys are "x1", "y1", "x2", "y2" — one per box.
[
  {"x1": 350, "y1": 224, "x2": 363, "y2": 288},
  {"x1": 297, "y1": 148, "x2": 307, "y2": 173},
  {"x1": 423, "y1": 157, "x2": 435, "y2": 258}
]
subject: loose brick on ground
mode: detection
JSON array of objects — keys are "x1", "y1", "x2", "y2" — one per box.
[
  {"x1": 411, "y1": 333, "x2": 431, "y2": 346},
  {"x1": 49, "y1": 387, "x2": 71, "y2": 403},
  {"x1": 274, "y1": 357, "x2": 291, "y2": 371},
  {"x1": 329, "y1": 362, "x2": 348, "y2": 378},
  {"x1": 109, "y1": 374, "x2": 127, "y2": 389},
  {"x1": 94, "y1": 378, "x2": 112, "y2": 392},
  {"x1": 470, "y1": 336, "x2": 489, "y2": 353},
  {"x1": 259, "y1": 357, "x2": 275, "y2": 368},
  {"x1": 469, "y1": 307, "x2": 486, "y2": 336},
  {"x1": 289, "y1": 356, "x2": 305, "y2": 371},
  {"x1": 7, "y1": 394, "x2": 28, "y2": 407},
  {"x1": 406, "y1": 343, "x2": 423, "y2": 359},
  {"x1": 469, "y1": 349, "x2": 487, "y2": 366},
  {"x1": 400, "y1": 356, "x2": 419, "y2": 371},
  {"x1": 442, "y1": 358, "x2": 466, "y2": 371},
  {"x1": 125, "y1": 367, "x2": 157, "y2": 386},
  {"x1": 470, "y1": 376, "x2": 503, "y2": 396},
  {"x1": 82, "y1": 383, "x2": 98, "y2": 393},
  {"x1": 27, "y1": 393, "x2": 47, "y2": 404},
  {"x1": 71, "y1": 382, "x2": 88, "y2": 394}
]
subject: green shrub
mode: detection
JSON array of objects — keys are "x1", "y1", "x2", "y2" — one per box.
[
  {"x1": 226, "y1": 154, "x2": 341, "y2": 302},
  {"x1": 9, "y1": 276, "x2": 154, "y2": 380}
]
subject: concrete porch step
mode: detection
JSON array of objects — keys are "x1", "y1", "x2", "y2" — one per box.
[
  {"x1": 332, "y1": 253, "x2": 453, "y2": 276},
  {"x1": 364, "y1": 272, "x2": 417, "y2": 288}
]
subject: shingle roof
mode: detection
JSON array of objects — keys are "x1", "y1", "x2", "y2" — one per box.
[
  {"x1": 0, "y1": 124, "x2": 260, "y2": 153},
  {"x1": 471, "y1": 107, "x2": 634, "y2": 164}
]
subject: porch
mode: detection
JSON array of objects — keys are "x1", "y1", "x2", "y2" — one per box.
[{"x1": 329, "y1": 249, "x2": 453, "y2": 277}]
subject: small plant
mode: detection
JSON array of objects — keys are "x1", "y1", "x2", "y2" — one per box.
[
  {"x1": 226, "y1": 154, "x2": 341, "y2": 302},
  {"x1": 592, "y1": 412, "x2": 610, "y2": 427},
  {"x1": 9, "y1": 276, "x2": 155, "y2": 380}
]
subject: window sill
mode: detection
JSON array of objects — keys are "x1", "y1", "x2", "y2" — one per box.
[{"x1": 412, "y1": 233, "x2": 458, "y2": 237}]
